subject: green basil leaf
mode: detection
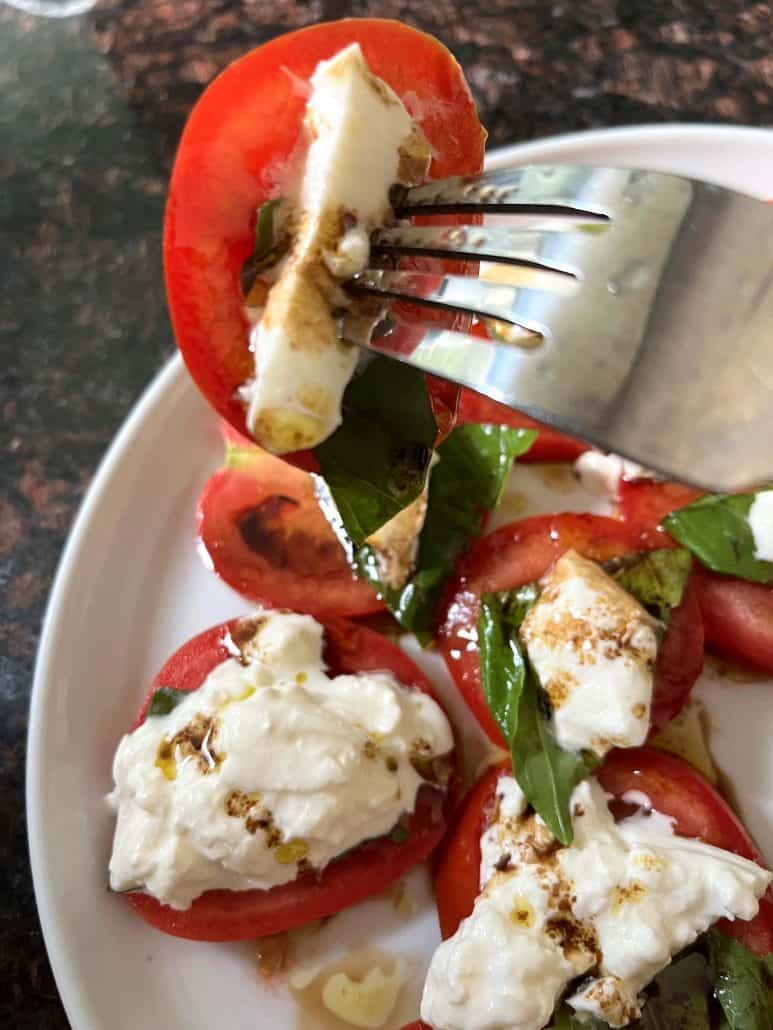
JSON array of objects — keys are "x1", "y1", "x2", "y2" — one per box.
[
  {"x1": 438, "y1": 423, "x2": 537, "y2": 511},
  {"x1": 637, "y1": 994, "x2": 711, "y2": 1030},
  {"x1": 241, "y1": 199, "x2": 288, "y2": 294},
  {"x1": 389, "y1": 824, "x2": 410, "y2": 845},
  {"x1": 147, "y1": 686, "x2": 188, "y2": 717},
  {"x1": 314, "y1": 357, "x2": 437, "y2": 545},
  {"x1": 512, "y1": 667, "x2": 599, "y2": 845},
  {"x1": 357, "y1": 549, "x2": 444, "y2": 648},
  {"x1": 359, "y1": 425, "x2": 536, "y2": 641},
  {"x1": 636, "y1": 950, "x2": 712, "y2": 1030},
  {"x1": 253, "y1": 199, "x2": 282, "y2": 263},
  {"x1": 345, "y1": 355, "x2": 439, "y2": 445},
  {"x1": 479, "y1": 587, "x2": 597, "y2": 846},
  {"x1": 550, "y1": 950, "x2": 712, "y2": 1029},
  {"x1": 613, "y1": 547, "x2": 692, "y2": 622},
  {"x1": 550, "y1": 1005, "x2": 709, "y2": 1030},
  {"x1": 664, "y1": 492, "x2": 773, "y2": 585},
  {"x1": 496, "y1": 582, "x2": 543, "y2": 628},
  {"x1": 549, "y1": 1007, "x2": 606, "y2": 1029},
  {"x1": 708, "y1": 929, "x2": 773, "y2": 1029},
  {"x1": 479, "y1": 587, "x2": 534, "y2": 746}
]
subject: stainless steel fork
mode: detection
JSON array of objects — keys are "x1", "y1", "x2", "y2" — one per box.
[{"x1": 345, "y1": 165, "x2": 773, "y2": 492}]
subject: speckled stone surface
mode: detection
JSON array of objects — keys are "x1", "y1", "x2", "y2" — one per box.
[{"x1": 1, "y1": 0, "x2": 770, "y2": 1024}]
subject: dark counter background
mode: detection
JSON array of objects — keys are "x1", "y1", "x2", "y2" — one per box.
[{"x1": 1, "y1": 1, "x2": 771, "y2": 1024}]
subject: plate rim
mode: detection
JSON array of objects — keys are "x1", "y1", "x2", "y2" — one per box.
[
  {"x1": 26, "y1": 122, "x2": 773, "y2": 1030},
  {"x1": 485, "y1": 121, "x2": 773, "y2": 169},
  {"x1": 26, "y1": 355, "x2": 189, "y2": 1028}
]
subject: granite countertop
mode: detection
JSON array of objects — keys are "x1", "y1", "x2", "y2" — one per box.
[{"x1": 1, "y1": 0, "x2": 770, "y2": 1024}]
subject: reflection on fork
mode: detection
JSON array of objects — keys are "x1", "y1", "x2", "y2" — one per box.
[{"x1": 345, "y1": 164, "x2": 773, "y2": 493}]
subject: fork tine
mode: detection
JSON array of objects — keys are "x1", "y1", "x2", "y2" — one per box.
[
  {"x1": 348, "y1": 269, "x2": 575, "y2": 336},
  {"x1": 351, "y1": 164, "x2": 773, "y2": 490},
  {"x1": 370, "y1": 225, "x2": 587, "y2": 276},
  {"x1": 393, "y1": 164, "x2": 628, "y2": 217},
  {"x1": 366, "y1": 317, "x2": 640, "y2": 464},
  {"x1": 367, "y1": 323, "x2": 575, "y2": 431}
]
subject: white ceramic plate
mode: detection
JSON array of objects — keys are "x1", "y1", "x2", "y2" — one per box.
[{"x1": 28, "y1": 125, "x2": 773, "y2": 1030}]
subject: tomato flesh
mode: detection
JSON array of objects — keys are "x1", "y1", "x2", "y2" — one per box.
[
  {"x1": 435, "y1": 750, "x2": 773, "y2": 955},
  {"x1": 618, "y1": 477, "x2": 702, "y2": 546},
  {"x1": 598, "y1": 748, "x2": 773, "y2": 955},
  {"x1": 130, "y1": 789, "x2": 445, "y2": 942},
  {"x1": 197, "y1": 444, "x2": 383, "y2": 617},
  {"x1": 164, "y1": 19, "x2": 485, "y2": 438},
  {"x1": 456, "y1": 388, "x2": 588, "y2": 463},
  {"x1": 619, "y1": 479, "x2": 773, "y2": 674},
  {"x1": 650, "y1": 575, "x2": 704, "y2": 729},
  {"x1": 433, "y1": 761, "x2": 505, "y2": 940},
  {"x1": 127, "y1": 616, "x2": 453, "y2": 941},
  {"x1": 427, "y1": 375, "x2": 461, "y2": 445},
  {"x1": 693, "y1": 567, "x2": 773, "y2": 675},
  {"x1": 438, "y1": 514, "x2": 704, "y2": 743}
]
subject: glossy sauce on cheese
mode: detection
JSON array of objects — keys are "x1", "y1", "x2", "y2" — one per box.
[
  {"x1": 107, "y1": 610, "x2": 453, "y2": 909},
  {"x1": 421, "y1": 775, "x2": 771, "y2": 1030}
]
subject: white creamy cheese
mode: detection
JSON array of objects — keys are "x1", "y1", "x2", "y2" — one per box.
[
  {"x1": 574, "y1": 451, "x2": 650, "y2": 501},
  {"x1": 365, "y1": 485, "x2": 431, "y2": 590},
  {"x1": 478, "y1": 776, "x2": 529, "y2": 886},
  {"x1": 421, "y1": 775, "x2": 771, "y2": 1030},
  {"x1": 748, "y1": 489, "x2": 773, "y2": 562},
  {"x1": 322, "y1": 959, "x2": 408, "y2": 1028},
  {"x1": 561, "y1": 786, "x2": 769, "y2": 1024},
  {"x1": 364, "y1": 452, "x2": 438, "y2": 590},
  {"x1": 243, "y1": 44, "x2": 430, "y2": 453},
  {"x1": 108, "y1": 610, "x2": 452, "y2": 910},
  {"x1": 422, "y1": 870, "x2": 584, "y2": 1030},
  {"x1": 519, "y1": 550, "x2": 658, "y2": 757}
]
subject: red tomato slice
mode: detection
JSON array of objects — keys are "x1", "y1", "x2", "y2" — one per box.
[
  {"x1": 692, "y1": 567, "x2": 773, "y2": 676},
  {"x1": 128, "y1": 616, "x2": 454, "y2": 941},
  {"x1": 433, "y1": 760, "x2": 506, "y2": 939},
  {"x1": 456, "y1": 316, "x2": 587, "y2": 463},
  {"x1": 618, "y1": 477, "x2": 703, "y2": 546},
  {"x1": 164, "y1": 19, "x2": 485, "y2": 438},
  {"x1": 598, "y1": 748, "x2": 773, "y2": 955},
  {"x1": 435, "y1": 750, "x2": 773, "y2": 955},
  {"x1": 197, "y1": 443, "x2": 383, "y2": 618},
  {"x1": 456, "y1": 388, "x2": 589, "y2": 463},
  {"x1": 650, "y1": 575, "x2": 704, "y2": 729},
  {"x1": 618, "y1": 479, "x2": 773, "y2": 674},
  {"x1": 426, "y1": 374, "x2": 461, "y2": 445},
  {"x1": 438, "y1": 514, "x2": 704, "y2": 743}
]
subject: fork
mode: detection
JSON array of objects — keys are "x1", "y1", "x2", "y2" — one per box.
[{"x1": 344, "y1": 165, "x2": 773, "y2": 492}]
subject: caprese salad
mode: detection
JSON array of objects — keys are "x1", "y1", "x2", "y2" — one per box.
[
  {"x1": 105, "y1": 16, "x2": 773, "y2": 1030},
  {"x1": 109, "y1": 610, "x2": 456, "y2": 941}
]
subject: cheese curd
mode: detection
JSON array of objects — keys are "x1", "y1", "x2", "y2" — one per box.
[
  {"x1": 242, "y1": 44, "x2": 430, "y2": 453},
  {"x1": 748, "y1": 489, "x2": 773, "y2": 562},
  {"x1": 422, "y1": 872, "x2": 583, "y2": 1030},
  {"x1": 519, "y1": 550, "x2": 658, "y2": 757},
  {"x1": 421, "y1": 775, "x2": 771, "y2": 1030},
  {"x1": 321, "y1": 959, "x2": 407, "y2": 1029},
  {"x1": 107, "y1": 610, "x2": 452, "y2": 909},
  {"x1": 574, "y1": 451, "x2": 651, "y2": 501}
]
